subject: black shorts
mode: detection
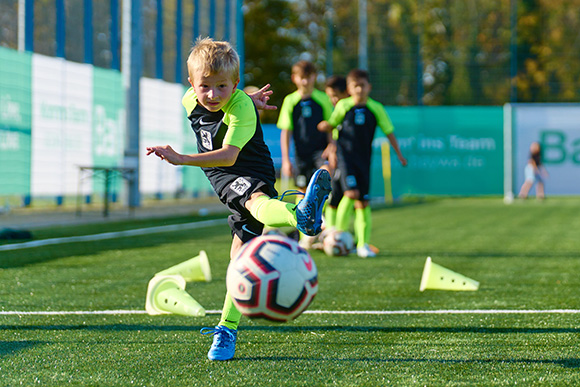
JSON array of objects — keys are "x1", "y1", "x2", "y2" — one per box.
[
  {"x1": 338, "y1": 160, "x2": 371, "y2": 201},
  {"x1": 294, "y1": 150, "x2": 328, "y2": 188},
  {"x1": 215, "y1": 175, "x2": 278, "y2": 244}
]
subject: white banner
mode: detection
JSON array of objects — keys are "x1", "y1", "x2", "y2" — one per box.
[
  {"x1": 512, "y1": 104, "x2": 580, "y2": 196},
  {"x1": 139, "y1": 78, "x2": 187, "y2": 195},
  {"x1": 31, "y1": 55, "x2": 93, "y2": 196}
]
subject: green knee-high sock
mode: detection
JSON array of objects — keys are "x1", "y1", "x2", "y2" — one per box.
[
  {"x1": 335, "y1": 196, "x2": 355, "y2": 232},
  {"x1": 325, "y1": 206, "x2": 337, "y2": 229},
  {"x1": 354, "y1": 206, "x2": 372, "y2": 248},
  {"x1": 219, "y1": 292, "x2": 242, "y2": 330},
  {"x1": 249, "y1": 195, "x2": 297, "y2": 228}
]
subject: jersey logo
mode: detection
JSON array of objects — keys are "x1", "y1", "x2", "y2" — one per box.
[
  {"x1": 300, "y1": 101, "x2": 312, "y2": 118},
  {"x1": 355, "y1": 109, "x2": 366, "y2": 125},
  {"x1": 199, "y1": 118, "x2": 213, "y2": 125},
  {"x1": 200, "y1": 130, "x2": 213, "y2": 150},
  {"x1": 229, "y1": 177, "x2": 251, "y2": 196},
  {"x1": 241, "y1": 224, "x2": 259, "y2": 236}
]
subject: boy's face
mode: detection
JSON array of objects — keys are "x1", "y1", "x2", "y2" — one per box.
[
  {"x1": 292, "y1": 72, "x2": 316, "y2": 97},
  {"x1": 189, "y1": 70, "x2": 239, "y2": 112},
  {"x1": 325, "y1": 87, "x2": 349, "y2": 107},
  {"x1": 347, "y1": 77, "x2": 371, "y2": 103}
]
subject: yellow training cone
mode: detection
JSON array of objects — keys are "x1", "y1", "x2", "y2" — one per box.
[
  {"x1": 145, "y1": 275, "x2": 206, "y2": 316},
  {"x1": 420, "y1": 257, "x2": 479, "y2": 291},
  {"x1": 155, "y1": 250, "x2": 212, "y2": 282}
]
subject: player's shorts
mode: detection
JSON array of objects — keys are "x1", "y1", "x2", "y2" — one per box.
[
  {"x1": 215, "y1": 175, "x2": 278, "y2": 244},
  {"x1": 338, "y1": 160, "x2": 371, "y2": 201},
  {"x1": 294, "y1": 150, "x2": 328, "y2": 188},
  {"x1": 328, "y1": 168, "x2": 344, "y2": 207},
  {"x1": 524, "y1": 164, "x2": 543, "y2": 184}
]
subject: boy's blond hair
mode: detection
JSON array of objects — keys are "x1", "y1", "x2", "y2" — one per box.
[{"x1": 187, "y1": 37, "x2": 240, "y2": 82}]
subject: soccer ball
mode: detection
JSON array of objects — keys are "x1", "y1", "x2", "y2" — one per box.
[
  {"x1": 323, "y1": 230, "x2": 354, "y2": 257},
  {"x1": 226, "y1": 235, "x2": 318, "y2": 322}
]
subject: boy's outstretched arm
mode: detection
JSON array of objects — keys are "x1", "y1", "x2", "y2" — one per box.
[
  {"x1": 146, "y1": 144, "x2": 240, "y2": 167},
  {"x1": 247, "y1": 84, "x2": 277, "y2": 111},
  {"x1": 386, "y1": 133, "x2": 408, "y2": 166}
]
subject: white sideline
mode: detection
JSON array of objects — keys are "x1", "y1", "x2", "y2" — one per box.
[
  {"x1": 0, "y1": 219, "x2": 227, "y2": 251},
  {"x1": 1, "y1": 309, "x2": 580, "y2": 316}
]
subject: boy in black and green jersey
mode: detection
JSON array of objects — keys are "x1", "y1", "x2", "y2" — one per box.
[
  {"x1": 277, "y1": 60, "x2": 334, "y2": 247},
  {"x1": 147, "y1": 38, "x2": 331, "y2": 361},
  {"x1": 318, "y1": 69, "x2": 406, "y2": 258}
]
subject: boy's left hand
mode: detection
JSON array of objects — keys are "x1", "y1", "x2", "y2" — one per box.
[{"x1": 248, "y1": 84, "x2": 277, "y2": 111}]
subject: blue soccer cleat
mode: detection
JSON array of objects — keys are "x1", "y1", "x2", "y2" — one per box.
[
  {"x1": 296, "y1": 169, "x2": 332, "y2": 236},
  {"x1": 201, "y1": 325, "x2": 237, "y2": 361}
]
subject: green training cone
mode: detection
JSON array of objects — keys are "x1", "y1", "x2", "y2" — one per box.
[
  {"x1": 420, "y1": 257, "x2": 479, "y2": 291},
  {"x1": 155, "y1": 250, "x2": 212, "y2": 282},
  {"x1": 145, "y1": 275, "x2": 206, "y2": 316}
]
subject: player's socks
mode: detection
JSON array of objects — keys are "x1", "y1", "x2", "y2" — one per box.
[
  {"x1": 249, "y1": 195, "x2": 298, "y2": 228},
  {"x1": 335, "y1": 196, "x2": 355, "y2": 231},
  {"x1": 354, "y1": 206, "x2": 372, "y2": 249},
  {"x1": 218, "y1": 292, "x2": 242, "y2": 330},
  {"x1": 325, "y1": 206, "x2": 337, "y2": 229}
]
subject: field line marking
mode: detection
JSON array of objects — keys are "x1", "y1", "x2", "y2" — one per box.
[
  {"x1": 2, "y1": 309, "x2": 580, "y2": 316},
  {"x1": 0, "y1": 218, "x2": 227, "y2": 251}
]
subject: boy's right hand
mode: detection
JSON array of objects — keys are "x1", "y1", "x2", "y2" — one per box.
[{"x1": 146, "y1": 145, "x2": 182, "y2": 165}]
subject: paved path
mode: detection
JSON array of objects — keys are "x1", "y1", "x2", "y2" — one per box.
[{"x1": 0, "y1": 199, "x2": 227, "y2": 230}]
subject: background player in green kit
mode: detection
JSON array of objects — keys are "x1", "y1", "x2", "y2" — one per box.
[
  {"x1": 146, "y1": 38, "x2": 331, "y2": 361},
  {"x1": 318, "y1": 69, "x2": 407, "y2": 258},
  {"x1": 277, "y1": 60, "x2": 334, "y2": 248}
]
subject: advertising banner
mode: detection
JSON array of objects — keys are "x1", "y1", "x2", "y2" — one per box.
[
  {"x1": 139, "y1": 78, "x2": 186, "y2": 196},
  {"x1": 0, "y1": 47, "x2": 32, "y2": 196},
  {"x1": 512, "y1": 104, "x2": 580, "y2": 195},
  {"x1": 91, "y1": 68, "x2": 126, "y2": 195},
  {"x1": 385, "y1": 106, "x2": 504, "y2": 197},
  {"x1": 31, "y1": 55, "x2": 93, "y2": 197}
]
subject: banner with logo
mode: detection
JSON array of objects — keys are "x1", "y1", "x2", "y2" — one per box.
[
  {"x1": 375, "y1": 106, "x2": 504, "y2": 198},
  {"x1": 512, "y1": 104, "x2": 580, "y2": 195},
  {"x1": 31, "y1": 55, "x2": 93, "y2": 197},
  {"x1": 90, "y1": 68, "x2": 126, "y2": 195},
  {"x1": 139, "y1": 78, "x2": 187, "y2": 196}
]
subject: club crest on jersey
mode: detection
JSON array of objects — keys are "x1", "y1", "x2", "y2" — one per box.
[
  {"x1": 200, "y1": 130, "x2": 213, "y2": 150},
  {"x1": 354, "y1": 109, "x2": 366, "y2": 125},
  {"x1": 300, "y1": 101, "x2": 312, "y2": 118},
  {"x1": 229, "y1": 177, "x2": 251, "y2": 196}
]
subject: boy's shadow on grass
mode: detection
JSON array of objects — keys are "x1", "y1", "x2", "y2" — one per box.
[
  {"x1": 2, "y1": 324, "x2": 579, "y2": 369},
  {"x1": 235, "y1": 355, "x2": 580, "y2": 368}
]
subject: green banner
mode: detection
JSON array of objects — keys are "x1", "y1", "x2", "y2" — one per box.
[
  {"x1": 371, "y1": 106, "x2": 504, "y2": 198},
  {"x1": 91, "y1": 68, "x2": 126, "y2": 195},
  {"x1": 0, "y1": 47, "x2": 32, "y2": 196}
]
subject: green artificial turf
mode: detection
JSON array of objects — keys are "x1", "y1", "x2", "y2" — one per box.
[{"x1": 1, "y1": 197, "x2": 579, "y2": 385}]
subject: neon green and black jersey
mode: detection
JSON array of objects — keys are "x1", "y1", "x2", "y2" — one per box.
[
  {"x1": 328, "y1": 96, "x2": 394, "y2": 167},
  {"x1": 276, "y1": 89, "x2": 334, "y2": 158},
  {"x1": 182, "y1": 88, "x2": 275, "y2": 193}
]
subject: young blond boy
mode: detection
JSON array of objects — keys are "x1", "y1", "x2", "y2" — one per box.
[
  {"x1": 318, "y1": 69, "x2": 406, "y2": 258},
  {"x1": 147, "y1": 38, "x2": 331, "y2": 361}
]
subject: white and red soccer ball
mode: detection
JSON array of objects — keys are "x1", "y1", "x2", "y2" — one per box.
[
  {"x1": 226, "y1": 235, "x2": 318, "y2": 322},
  {"x1": 322, "y1": 230, "x2": 354, "y2": 257}
]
